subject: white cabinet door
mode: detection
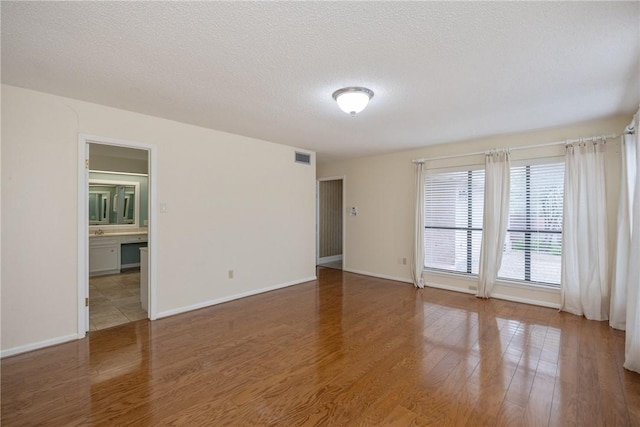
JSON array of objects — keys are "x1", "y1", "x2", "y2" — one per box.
[{"x1": 89, "y1": 244, "x2": 119, "y2": 275}]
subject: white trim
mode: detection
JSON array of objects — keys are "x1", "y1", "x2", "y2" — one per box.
[
  {"x1": 423, "y1": 268, "x2": 478, "y2": 281},
  {"x1": 315, "y1": 180, "x2": 319, "y2": 265},
  {"x1": 343, "y1": 268, "x2": 413, "y2": 284},
  {"x1": 342, "y1": 176, "x2": 346, "y2": 268},
  {"x1": 148, "y1": 144, "x2": 158, "y2": 320},
  {"x1": 77, "y1": 136, "x2": 88, "y2": 338},
  {"x1": 89, "y1": 169, "x2": 148, "y2": 177},
  {"x1": 155, "y1": 276, "x2": 317, "y2": 319},
  {"x1": 424, "y1": 268, "x2": 562, "y2": 296},
  {"x1": 318, "y1": 254, "x2": 343, "y2": 264},
  {"x1": 1, "y1": 334, "x2": 79, "y2": 358},
  {"x1": 78, "y1": 134, "x2": 159, "y2": 332},
  {"x1": 425, "y1": 280, "x2": 561, "y2": 309}
]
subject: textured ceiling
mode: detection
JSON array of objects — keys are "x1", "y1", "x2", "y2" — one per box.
[{"x1": 2, "y1": 2, "x2": 639, "y2": 162}]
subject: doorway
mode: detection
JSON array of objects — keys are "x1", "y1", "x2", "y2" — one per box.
[
  {"x1": 78, "y1": 134, "x2": 157, "y2": 336},
  {"x1": 317, "y1": 177, "x2": 344, "y2": 270}
]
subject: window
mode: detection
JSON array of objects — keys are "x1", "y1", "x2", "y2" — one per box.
[
  {"x1": 424, "y1": 168, "x2": 485, "y2": 274},
  {"x1": 498, "y1": 161, "x2": 565, "y2": 286}
]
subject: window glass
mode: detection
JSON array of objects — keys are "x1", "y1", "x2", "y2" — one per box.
[
  {"x1": 424, "y1": 168, "x2": 485, "y2": 275},
  {"x1": 498, "y1": 162, "x2": 564, "y2": 286}
]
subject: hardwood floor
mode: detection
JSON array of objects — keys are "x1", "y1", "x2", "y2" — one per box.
[{"x1": 3, "y1": 268, "x2": 640, "y2": 426}]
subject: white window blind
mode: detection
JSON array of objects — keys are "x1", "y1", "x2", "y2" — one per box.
[
  {"x1": 498, "y1": 161, "x2": 565, "y2": 286},
  {"x1": 424, "y1": 168, "x2": 485, "y2": 275}
]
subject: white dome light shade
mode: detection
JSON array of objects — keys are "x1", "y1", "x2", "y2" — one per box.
[{"x1": 332, "y1": 87, "x2": 374, "y2": 116}]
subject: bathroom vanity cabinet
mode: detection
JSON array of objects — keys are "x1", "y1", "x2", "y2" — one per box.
[
  {"x1": 89, "y1": 237, "x2": 120, "y2": 276},
  {"x1": 89, "y1": 232, "x2": 148, "y2": 276}
]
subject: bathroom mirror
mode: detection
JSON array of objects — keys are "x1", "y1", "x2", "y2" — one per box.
[
  {"x1": 89, "y1": 180, "x2": 140, "y2": 228},
  {"x1": 89, "y1": 191, "x2": 110, "y2": 224}
]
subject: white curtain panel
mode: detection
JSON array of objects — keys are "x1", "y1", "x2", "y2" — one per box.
[
  {"x1": 624, "y1": 111, "x2": 640, "y2": 373},
  {"x1": 610, "y1": 132, "x2": 637, "y2": 330},
  {"x1": 411, "y1": 161, "x2": 425, "y2": 289},
  {"x1": 477, "y1": 151, "x2": 510, "y2": 298},
  {"x1": 561, "y1": 142, "x2": 609, "y2": 321}
]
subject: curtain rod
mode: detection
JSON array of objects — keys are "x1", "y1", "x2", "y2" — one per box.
[{"x1": 412, "y1": 133, "x2": 619, "y2": 164}]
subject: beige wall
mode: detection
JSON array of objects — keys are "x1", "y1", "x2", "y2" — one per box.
[
  {"x1": 319, "y1": 179, "x2": 343, "y2": 258},
  {"x1": 1, "y1": 85, "x2": 316, "y2": 354},
  {"x1": 318, "y1": 114, "x2": 631, "y2": 307}
]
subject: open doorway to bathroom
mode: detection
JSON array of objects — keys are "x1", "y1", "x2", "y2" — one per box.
[
  {"x1": 80, "y1": 139, "x2": 154, "y2": 332},
  {"x1": 317, "y1": 177, "x2": 344, "y2": 270},
  {"x1": 88, "y1": 144, "x2": 148, "y2": 330},
  {"x1": 87, "y1": 144, "x2": 149, "y2": 330}
]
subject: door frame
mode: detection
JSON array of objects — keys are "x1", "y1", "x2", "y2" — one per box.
[
  {"x1": 77, "y1": 133, "x2": 158, "y2": 337},
  {"x1": 316, "y1": 176, "x2": 346, "y2": 266}
]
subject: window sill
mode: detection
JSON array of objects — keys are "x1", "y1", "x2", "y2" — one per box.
[
  {"x1": 423, "y1": 270, "x2": 561, "y2": 295},
  {"x1": 423, "y1": 269, "x2": 478, "y2": 280}
]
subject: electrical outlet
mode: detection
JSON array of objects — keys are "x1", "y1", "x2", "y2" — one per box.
[
  {"x1": 402, "y1": 257, "x2": 407, "y2": 265},
  {"x1": 228, "y1": 270, "x2": 234, "y2": 279}
]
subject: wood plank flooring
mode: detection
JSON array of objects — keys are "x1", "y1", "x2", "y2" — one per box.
[{"x1": 3, "y1": 268, "x2": 640, "y2": 426}]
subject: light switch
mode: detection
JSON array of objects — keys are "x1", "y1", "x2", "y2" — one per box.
[{"x1": 160, "y1": 203, "x2": 168, "y2": 213}]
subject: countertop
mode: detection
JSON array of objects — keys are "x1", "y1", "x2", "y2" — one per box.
[{"x1": 90, "y1": 230, "x2": 148, "y2": 237}]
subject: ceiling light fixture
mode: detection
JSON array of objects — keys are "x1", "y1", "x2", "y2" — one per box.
[{"x1": 332, "y1": 87, "x2": 374, "y2": 116}]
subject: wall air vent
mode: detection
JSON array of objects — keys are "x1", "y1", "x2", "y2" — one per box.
[{"x1": 295, "y1": 152, "x2": 311, "y2": 165}]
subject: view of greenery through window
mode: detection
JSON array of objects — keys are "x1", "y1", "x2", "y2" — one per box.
[{"x1": 498, "y1": 162, "x2": 564, "y2": 285}]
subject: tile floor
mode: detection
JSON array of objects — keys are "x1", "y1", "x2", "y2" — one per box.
[{"x1": 89, "y1": 268, "x2": 147, "y2": 331}]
